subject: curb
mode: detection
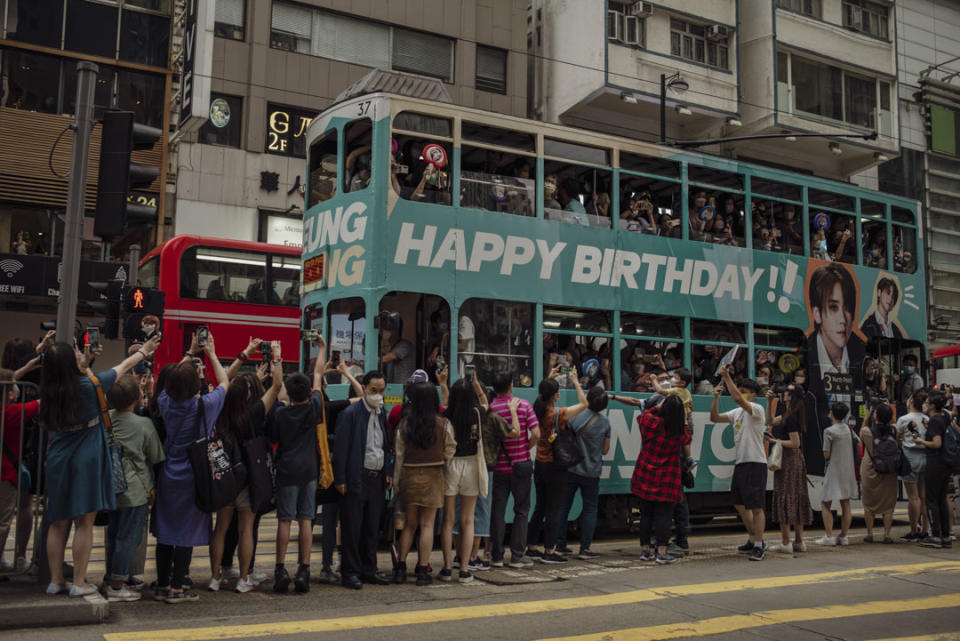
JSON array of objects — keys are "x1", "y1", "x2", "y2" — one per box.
[{"x1": 0, "y1": 591, "x2": 110, "y2": 630}]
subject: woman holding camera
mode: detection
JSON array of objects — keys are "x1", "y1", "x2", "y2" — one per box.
[
  {"x1": 764, "y1": 387, "x2": 812, "y2": 554},
  {"x1": 41, "y1": 333, "x2": 160, "y2": 597}
]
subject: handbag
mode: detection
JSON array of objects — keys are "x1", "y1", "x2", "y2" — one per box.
[
  {"x1": 897, "y1": 445, "x2": 913, "y2": 478},
  {"x1": 767, "y1": 439, "x2": 783, "y2": 472},
  {"x1": 502, "y1": 443, "x2": 533, "y2": 479},
  {"x1": 87, "y1": 374, "x2": 128, "y2": 495},
  {"x1": 315, "y1": 400, "x2": 339, "y2": 505},
  {"x1": 186, "y1": 400, "x2": 247, "y2": 512}
]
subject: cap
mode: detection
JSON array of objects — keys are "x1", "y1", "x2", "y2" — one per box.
[{"x1": 407, "y1": 369, "x2": 430, "y2": 386}]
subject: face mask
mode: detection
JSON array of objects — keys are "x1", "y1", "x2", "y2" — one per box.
[
  {"x1": 904, "y1": 366, "x2": 915, "y2": 375},
  {"x1": 592, "y1": 337, "x2": 606, "y2": 352},
  {"x1": 142, "y1": 324, "x2": 156, "y2": 335},
  {"x1": 795, "y1": 377, "x2": 805, "y2": 385},
  {"x1": 544, "y1": 182, "x2": 557, "y2": 198},
  {"x1": 365, "y1": 393, "x2": 383, "y2": 409},
  {"x1": 757, "y1": 376, "x2": 769, "y2": 386},
  {"x1": 818, "y1": 239, "x2": 828, "y2": 253}
]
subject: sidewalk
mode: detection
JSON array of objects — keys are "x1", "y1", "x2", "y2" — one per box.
[{"x1": 0, "y1": 573, "x2": 109, "y2": 630}]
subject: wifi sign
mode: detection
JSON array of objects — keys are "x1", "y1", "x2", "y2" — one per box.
[{"x1": 0, "y1": 259, "x2": 23, "y2": 278}]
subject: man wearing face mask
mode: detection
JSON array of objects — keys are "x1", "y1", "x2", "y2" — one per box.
[
  {"x1": 334, "y1": 371, "x2": 394, "y2": 589},
  {"x1": 897, "y1": 355, "x2": 924, "y2": 403}
]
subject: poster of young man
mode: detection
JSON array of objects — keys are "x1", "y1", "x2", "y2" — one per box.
[{"x1": 860, "y1": 275, "x2": 908, "y2": 340}]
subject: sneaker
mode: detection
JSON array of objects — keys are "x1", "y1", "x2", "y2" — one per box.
[
  {"x1": 943, "y1": 539, "x2": 953, "y2": 549},
  {"x1": 540, "y1": 552, "x2": 568, "y2": 565},
  {"x1": 207, "y1": 577, "x2": 221, "y2": 592},
  {"x1": 273, "y1": 566, "x2": 291, "y2": 593},
  {"x1": 666, "y1": 543, "x2": 688, "y2": 557},
  {"x1": 235, "y1": 577, "x2": 259, "y2": 593},
  {"x1": 748, "y1": 546, "x2": 765, "y2": 561},
  {"x1": 577, "y1": 549, "x2": 600, "y2": 560},
  {"x1": 452, "y1": 556, "x2": 461, "y2": 569},
  {"x1": 14, "y1": 556, "x2": 32, "y2": 574},
  {"x1": 106, "y1": 586, "x2": 142, "y2": 602},
  {"x1": 919, "y1": 536, "x2": 944, "y2": 549},
  {"x1": 814, "y1": 535, "x2": 836, "y2": 546},
  {"x1": 438, "y1": 568, "x2": 454, "y2": 582},
  {"x1": 153, "y1": 587, "x2": 170, "y2": 601},
  {"x1": 69, "y1": 583, "x2": 98, "y2": 598},
  {"x1": 46, "y1": 582, "x2": 72, "y2": 596},
  {"x1": 639, "y1": 549, "x2": 655, "y2": 562},
  {"x1": 0, "y1": 557, "x2": 12, "y2": 572},
  {"x1": 837, "y1": 536, "x2": 850, "y2": 546},
  {"x1": 794, "y1": 541, "x2": 807, "y2": 553},
  {"x1": 294, "y1": 565, "x2": 310, "y2": 593},
  {"x1": 900, "y1": 532, "x2": 918, "y2": 542},
  {"x1": 737, "y1": 539, "x2": 755, "y2": 553},
  {"x1": 524, "y1": 548, "x2": 544, "y2": 561},
  {"x1": 508, "y1": 556, "x2": 534, "y2": 568},
  {"x1": 467, "y1": 558, "x2": 490, "y2": 572},
  {"x1": 556, "y1": 545, "x2": 574, "y2": 556},
  {"x1": 165, "y1": 590, "x2": 199, "y2": 604},
  {"x1": 655, "y1": 552, "x2": 678, "y2": 565},
  {"x1": 458, "y1": 571, "x2": 474, "y2": 584},
  {"x1": 317, "y1": 568, "x2": 340, "y2": 584},
  {"x1": 490, "y1": 559, "x2": 504, "y2": 568},
  {"x1": 125, "y1": 577, "x2": 146, "y2": 591},
  {"x1": 415, "y1": 565, "x2": 432, "y2": 587},
  {"x1": 768, "y1": 542, "x2": 793, "y2": 554},
  {"x1": 221, "y1": 566, "x2": 240, "y2": 580}
]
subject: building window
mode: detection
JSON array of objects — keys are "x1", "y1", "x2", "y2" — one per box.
[
  {"x1": 842, "y1": 0, "x2": 889, "y2": 39},
  {"x1": 215, "y1": 0, "x2": 246, "y2": 40},
  {"x1": 65, "y1": 0, "x2": 119, "y2": 59},
  {"x1": 0, "y1": 48, "x2": 62, "y2": 114},
  {"x1": 270, "y1": 1, "x2": 454, "y2": 82},
  {"x1": 476, "y1": 45, "x2": 507, "y2": 94},
  {"x1": 607, "y1": 3, "x2": 645, "y2": 47},
  {"x1": 5, "y1": 0, "x2": 65, "y2": 48},
  {"x1": 117, "y1": 69, "x2": 166, "y2": 129},
  {"x1": 670, "y1": 18, "x2": 729, "y2": 70},
  {"x1": 119, "y1": 7, "x2": 171, "y2": 67},
  {"x1": 198, "y1": 94, "x2": 243, "y2": 148},
  {"x1": 776, "y1": 0, "x2": 822, "y2": 19}
]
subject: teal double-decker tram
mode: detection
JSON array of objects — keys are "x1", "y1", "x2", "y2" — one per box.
[{"x1": 299, "y1": 86, "x2": 924, "y2": 525}]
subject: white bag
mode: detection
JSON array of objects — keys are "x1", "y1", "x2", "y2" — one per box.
[{"x1": 767, "y1": 440, "x2": 783, "y2": 472}]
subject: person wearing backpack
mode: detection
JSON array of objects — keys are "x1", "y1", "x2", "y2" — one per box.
[
  {"x1": 859, "y1": 404, "x2": 899, "y2": 543},
  {"x1": 917, "y1": 390, "x2": 955, "y2": 548}
]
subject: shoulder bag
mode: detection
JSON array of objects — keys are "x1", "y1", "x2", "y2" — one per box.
[
  {"x1": 766, "y1": 439, "x2": 783, "y2": 472},
  {"x1": 187, "y1": 399, "x2": 246, "y2": 512},
  {"x1": 88, "y1": 374, "x2": 127, "y2": 496},
  {"x1": 315, "y1": 400, "x2": 341, "y2": 506},
  {"x1": 551, "y1": 410, "x2": 586, "y2": 470}
]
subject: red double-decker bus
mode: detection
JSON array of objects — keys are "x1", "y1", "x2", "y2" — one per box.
[{"x1": 138, "y1": 235, "x2": 301, "y2": 374}]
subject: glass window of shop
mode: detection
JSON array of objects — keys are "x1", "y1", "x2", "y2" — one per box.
[{"x1": 1, "y1": 204, "x2": 58, "y2": 256}]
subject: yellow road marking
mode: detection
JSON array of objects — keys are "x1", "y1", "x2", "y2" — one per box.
[
  {"x1": 537, "y1": 593, "x2": 960, "y2": 641},
  {"x1": 866, "y1": 635, "x2": 960, "y2": 641},
  {"x1": 103, "y1": 561, "x2": 960, "y2": 641}
]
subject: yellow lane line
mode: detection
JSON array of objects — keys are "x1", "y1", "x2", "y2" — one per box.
[
  {"x1": 866, "y1": 635, "x2": 960, "y2": 641},
  {"x1": 537, "y1": 593, "x2": 960, "y2": 641},
  {"x1": 102, "y1": 561, "x2": 960, "y2": 641}
]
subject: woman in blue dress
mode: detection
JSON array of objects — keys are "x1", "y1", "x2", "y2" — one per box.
[
  {"x1": 153, "y1": 332, "x2": 229, "y2": 603},
  {"x1": 41, "y1": 334, "x2": 160, "y2": 597}
]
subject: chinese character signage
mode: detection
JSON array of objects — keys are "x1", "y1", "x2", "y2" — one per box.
[{"x1": 265, "y1": 104, "x2": 315, "y2": 158}]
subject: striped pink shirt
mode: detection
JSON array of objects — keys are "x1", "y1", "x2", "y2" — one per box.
[{"x1": 490, "y1": 394, "x2": 539, "y2": 475}]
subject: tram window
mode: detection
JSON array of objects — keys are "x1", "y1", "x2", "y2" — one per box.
[
  {"x1": 892, "y1": 206, "x2": 914, "y2": 224},
  {"x1": 392, "y1": 135, "x2": 451, "y2": 205},
  {"x1": 689, "y1": 190, "x2": 744, "y2": 246},
  {"x1": 754, "y1": 326, "x2": 806, "y2": 349},
  {"x1": 271, "y1": 254, "x2": 300, "y2": 306},
  {"x1": 393, "y1": 112, "x2": 452, "y2": 137},
  {"x1": 618, "y1": 153, "x2": 680, "y2": 180},
  {"x1": 751, "y1": 176, "x2": 801, "y2": 202},
  {"x1": 343, "y1": 119, "x2": 372, "y2": 194},
  {"x1": 460, "y1": 147, "x2": 534, "y2": 217},
  {"x1": 861, "y1": 199, "x2": 885, "y2": 219},
  {"x1": 757, "y1": 349, "x2": 806, "y2": 389},
  {"x1": 754, "y1": 201, "x2": 802, "y2": 254},
  {"x1": 620, "y1": 312, "x2": 682, "y2": 340},
  {"x1": 687, "y1": 166, "x2": 743, "y2": 192},
  {"x1": 619, "y1": 339, "x2": 680, "y2": 393},
  {"x1": 862, "y1": 220, "x2": 887, "y2": 269},
  {"x1": 308, "y1": 130, "x2": 337, "y2": 208},
  {"x1": 809, "y1": 188, "x2": 854, "y2": 214},
  {"x1": 691, "y1": 342, "x2": 748, "y2": 393},
  {"x1": 893, "y1": 225, "x2": 917, "y2": 274},
  {"x1": 692, "y1": 319, "x2": 745, "y2": 344},
  {"x1": 545, "y1": 334, "x2": 612, "y2": 390},
  {"x1": 543, "y1": 161, "x2": 613, "y2": 229},
  {"x1": 811, "y1": 212, "x2": 855, "y2": 263},
  {"x1": 544, "y1": 139, "x2": 610, "y2": 166},
  {"x1": 619, "y1": 175, "x2": 679, "y2": 236},
  {"x1": 462, "y1": 121, "x2": 535, "y2": 152},
  {"x1": 180, "y1": 247, "x2": 267, "y2": 303},
  {"x1": 377, "y1": 292, "x2": 450, "y2": 385},
  {"x1": 328, "y1": 298, "x2": 366, "y2": 378},
  {"x1": 543, "y1": 306, "x2": 610, "y2": 333},
  {"x1": 458, "y1": 299, "x2": 533, "y2": 388},
  {"x1": 303, "y1": 303, "x2": 323, "y2": 375}
]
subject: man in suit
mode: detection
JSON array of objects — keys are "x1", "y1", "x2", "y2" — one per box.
[
  {"x1": 860, "y1": 277, "x2": 903, "y2": 339},
  {"x1": 804, "y1": 263, "x2": 865, "y2": 476},
  {"x1": 334, "y1": 371, "x2": 393, "y2": 589}
]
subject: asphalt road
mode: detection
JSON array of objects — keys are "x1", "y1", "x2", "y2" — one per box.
[{"x1": 5, "y1": 512, "x2": 960, "y2": 641}]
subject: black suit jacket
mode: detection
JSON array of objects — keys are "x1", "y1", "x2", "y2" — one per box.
[
  {"x1": 333, "y1": 401, "x2": 394, "y2": 496},
  {"x1": 860, "y1": 314, "x2": 903, "y2": 340}
]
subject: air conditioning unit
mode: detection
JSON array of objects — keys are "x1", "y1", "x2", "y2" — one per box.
[
  {"x1": 629, "y1": 1, "x2": 653, "y2": 17},
  {"x1": 707, "y1": 24, "x2": 731, "y2": 40}
]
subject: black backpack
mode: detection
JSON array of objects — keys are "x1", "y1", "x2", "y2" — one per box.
[
  {"x1": 942, "y1": 419, "x2": 960, "y2": 472},
  {"x1": 870, "y1": 427, "x2": 900, "y2": 475}
]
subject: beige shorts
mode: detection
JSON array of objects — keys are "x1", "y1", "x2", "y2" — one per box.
[
  {"x1": 231, "y1": 486, "x2": 251, "y2": 512},
  {"x1": 445, "y1": 456, "x2": 481, "y2": 497}
]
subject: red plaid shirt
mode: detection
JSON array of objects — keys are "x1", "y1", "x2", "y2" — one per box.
[{"x1": 630, "y1": 408, "x2": 691, "y2": 503}]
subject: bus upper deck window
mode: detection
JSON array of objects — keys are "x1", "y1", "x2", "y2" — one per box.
[
  {"x1": 309, "y1": 130, "x2": 338, "y2": 207},
  {"x1": 344, "y1": 119, "x2": 372, "y2": 194}
]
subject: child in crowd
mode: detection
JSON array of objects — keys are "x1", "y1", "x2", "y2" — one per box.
[
  {"x1": 816, "y1": 402, "x2": 859, "y2": 546},
  {"x1": 105, "y1": 375, "x2": 165, "y2": 602}
]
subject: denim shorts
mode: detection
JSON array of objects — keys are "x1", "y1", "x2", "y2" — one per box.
[{"x1": 277, "y1": 480, "x2": 318, "y2": 521}]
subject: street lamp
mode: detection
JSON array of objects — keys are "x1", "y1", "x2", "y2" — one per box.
[{"x1": 660, "y1": 72, "x2": 689, "y2": 144}]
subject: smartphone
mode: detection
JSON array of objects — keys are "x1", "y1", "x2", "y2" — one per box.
[
  {"x1": 197, "y1": 326, "x2": 209, "y2": 347},
  {"x1": 300, "y1": 329, "x2": 319, "y2": 342},
  {"x1": 561, "y1": 366, "x2": 573, "y2": 376},
  {"x1": 464, "y1": 364, "x2": 476, "y2": 378},
  {"x1": 331, "y1": 350, "x2": 342, "y2": 367},
  {"x1": 86, "y1": 327, "x2": 101, "y2": 352},
  {"x1": 259, "y1": 341, "x2": 272, "y2": 363}
]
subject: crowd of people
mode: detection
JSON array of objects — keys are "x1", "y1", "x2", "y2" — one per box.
[{"x1": 0, "y1": 327, "x2": 957, "y2": 606}]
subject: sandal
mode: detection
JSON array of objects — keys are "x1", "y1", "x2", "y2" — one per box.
[
  {"x1": 863, "y1": 535, "x2": 874, "y2": 543},
  {"x1": 882, "y1": 536, "x2": 894, "y2": 544}
]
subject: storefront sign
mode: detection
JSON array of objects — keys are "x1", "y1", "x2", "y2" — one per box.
[
  {"x1": 265, "y1": 104, "x2": 315, "y2": 158},
  {"x1": 266, "y1": 215, "x2": 303, "y2": 247},
  {"x1": 0, "y1": 253, "x2": 126, "y2": 299},
  {"x1": 176, "y1": 0, "x2": 214, "y2": 133}
]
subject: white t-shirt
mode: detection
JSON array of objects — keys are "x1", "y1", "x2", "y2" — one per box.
[
  {"x1": 725, "y1": 401, "x2": 767, "y2": 464},
  {"x1": 896, "y1": 411, "x2": 928, "y2": 450},
  {"x1": 458, "y1": 315, "x2": 476, "y2": 371}
]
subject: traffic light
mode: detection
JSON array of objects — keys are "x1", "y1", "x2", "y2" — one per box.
[
  {"x1": 121, "y1": 285, "x2": 165, "y2": 340},
  {"x1": 94, "y1": 110, "x2": 162, "y2": 239},
  {"x1": 87, "y1": 280, "x2": 124, "y2": 339}
]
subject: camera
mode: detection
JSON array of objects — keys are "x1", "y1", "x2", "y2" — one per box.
[
  {"x1": 197, "y1": 326, "x2": 209, "y2": 347},
  {"x1": 331, "y1": 350, "x2": 342, "y2": 367},
  {"x1": 259, "y1": 342, "x2": 272, "y2": 364}
]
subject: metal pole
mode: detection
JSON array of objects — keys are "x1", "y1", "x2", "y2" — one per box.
[
  {"x1": 128, "y1": 244, "x2": 140, "y2": 285},
  {"x1": 55, "y1": 61, "x2": 99, "y2": 341},
  {"x1": 659, "y1": 73, "x2": 666, "y2": 145}
]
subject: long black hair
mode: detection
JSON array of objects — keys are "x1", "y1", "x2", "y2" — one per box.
[
  {"x1": 445, "y1": 378, "x2": 481, "y2": 447},
  {"x1": 38, "y1": 342, "x2": 82, "y2": 431},
  {"x1": 873, "y1": 403, "x2": 895, "y2": 439},
  {"x1": 216, "y1": 373, "x2": 264, "y2": 441},
  {"x1": 404, "y1": 382, "x2": 439, "y2": 450},
  {"x1": 784, "y1": 386, "x2": 807, "y2": 432},
  {"x1": 660, "y1": 394, "x2": 685, "y2": 438},
  {"x1": 533, "y1": 378, "x2": 560, "y2": 425}
]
